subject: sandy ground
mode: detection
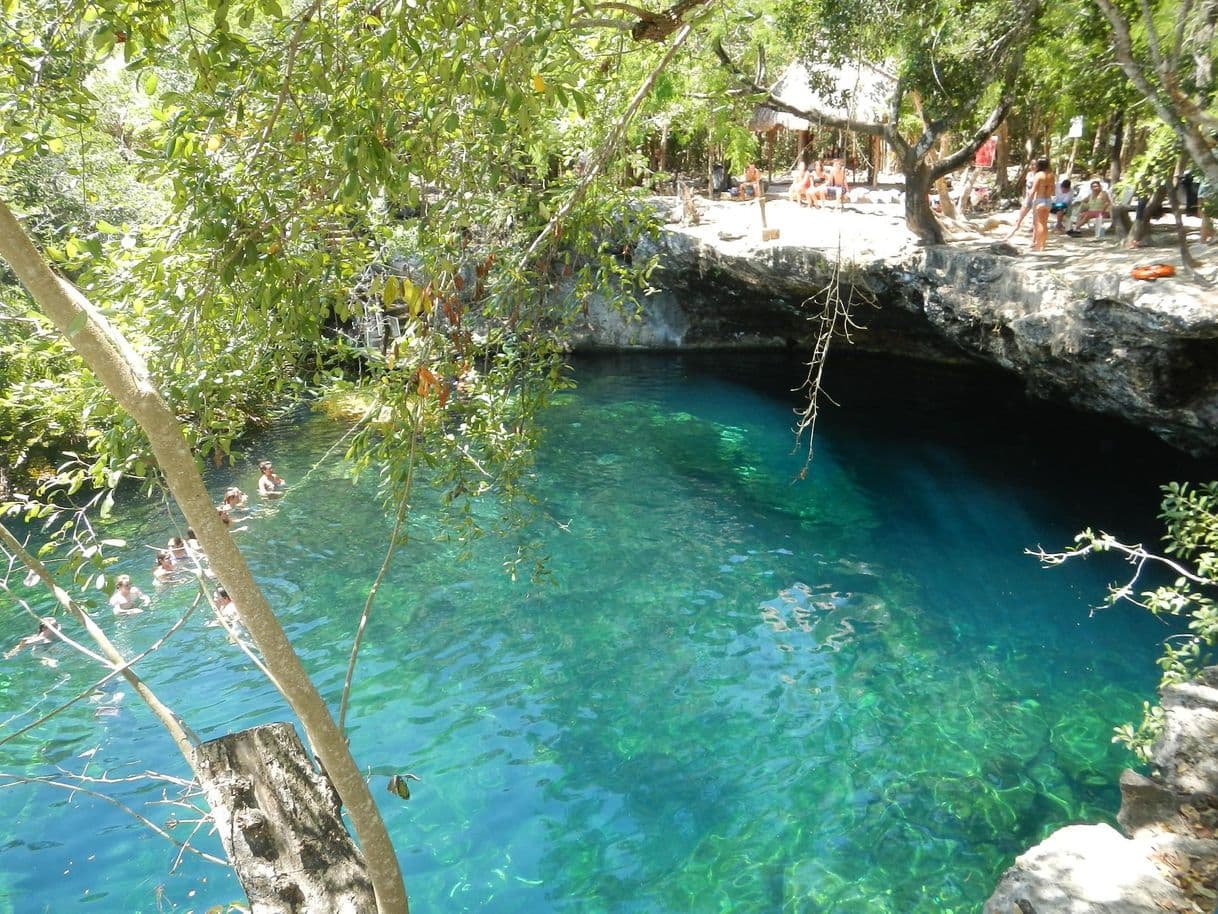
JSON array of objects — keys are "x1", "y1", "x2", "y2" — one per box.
[{"x1": 671, "y1": 189, "x2": 1218, "y2": 293}]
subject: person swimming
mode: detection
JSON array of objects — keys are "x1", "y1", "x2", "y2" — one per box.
[
  {"x1": 152, "y1": 550, "x2": 181, "y2": 585},
  {"x1": 257, "y1": 460, "x2": 286, "y2": 497},
  {"x1": 167, "y1": 536, "x2": 190, "y2": 562},
  {"x1": 217, "y1": 504, "x2": 248, "y2": 534},
  {"x1": 4, "y1": 617, "x2": 62, "y2": 658},
  {"x1": 222, "y1": 486, "x2": 249, "y2": 512},
  {"x1": 214, "y1": 587, "x2": 239, "y2": 622},
  {"x1": 110, "y1": 575, "x2": 151, "y2": 614}
]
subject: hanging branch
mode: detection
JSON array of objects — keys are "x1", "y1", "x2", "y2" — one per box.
[
  {"x1": 0, "y1": 773, "x2": 227, "y2": 866},
  {"x1": 517, "y1": 22, "x2": 696, "y2": 271},
  {"x1": 338, "y1": 396, "x2": 423, "y2": 732},
  {"x1": 793, "y1": 263, "x2": 870, "y2": 477}
]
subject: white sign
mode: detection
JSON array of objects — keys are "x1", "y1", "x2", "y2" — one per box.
[{"x1": 1068, "y1": 116, "x2": 1084, "y2": 139}]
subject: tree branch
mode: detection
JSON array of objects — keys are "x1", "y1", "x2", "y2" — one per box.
[
  {"x1": 518, "y1": 23, "x2": 695, "y2": 270},
  {"x1": 1093, "y1": 0, "x2": 1218, "y2": 185},
  {"x1": 712, "y1": 40, "x2": 886, "y2": 137},
  {"x1": 0, "y1": 522, "x2": 199, "y2": 762},
  {"x1": 1028, "y1": 533, "x2": 1217, "y2": 589},
  {"x1": 338, "y1": 397, "x2": 422, "y2": 732},
  {"x1": 0, "y1": 773, "x2": 227, "y2": 867},
  {"x1": 929, "y1": 91, "x2": 1017, "y2": 179},
  {"x1": 0, "y1": 197, "x2": 408, "y2": 914},
  {"x1": 0, "y1": 592, "x2": 199, "y2": 753},
  {"x1": 246, "y1": 0, "x2": 324, "y2": 168}
]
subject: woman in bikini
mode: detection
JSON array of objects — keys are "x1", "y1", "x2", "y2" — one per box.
[{"x1": 1028, "y1": 157, "x2": 1055, "y2": 251}]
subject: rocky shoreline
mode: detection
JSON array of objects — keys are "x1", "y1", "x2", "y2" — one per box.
[
  {"x1": 572, "y1": 198, "x2": 1218, "y2": 455},
  {"x1": 986, "y1": 670, "x2": 1218, "y2": 914}
]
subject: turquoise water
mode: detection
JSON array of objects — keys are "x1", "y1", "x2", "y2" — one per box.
[{"x1": 0, "y1": 352, "x2": 1199, "y2": 913}]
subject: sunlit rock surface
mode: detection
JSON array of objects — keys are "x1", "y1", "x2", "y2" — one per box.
[
  {"x1": 985, "y1": 667, "x2": 1218, "y2": 914},
  {"x1": 983, "y1": 824, "x2": 1191, "y2": 914}
]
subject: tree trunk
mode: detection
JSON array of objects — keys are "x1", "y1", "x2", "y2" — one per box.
[
  {"x1": 195, "y1": 723, "x2": 377, "y2": 914},
  {"x1": 0, "y1": 198, "x2": 408, "y2": 914},
  {"x1": 1166, "y1": 173, "x2": 1204, "y2": 273},
  {"x1": 904, "y1": 161, "x2": 945, "y2": 245},
  {"x1": 933, "y1": 135, "x2": 959, "y2": 219},
  {"x1": 1109, "y1": 109, "x2": 1125, "y2": 182},
  {"x1": 1122, "y1": 117, "x2": 1139, "y2": 174},
  {"x1": 1089, "y1": 120, "x2": 1104, "y2": 165},
  {"x1": 1127, "y1": 184, "x2": 1169, "y2": 246},
  {"x1": 935, "y1": 175, "x2": 958, "y2": 219},
  {"x1": 995, "y1": 121, "x2": 1011, "y2": 194}
]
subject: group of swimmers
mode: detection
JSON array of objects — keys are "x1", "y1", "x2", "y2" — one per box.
[
  {"x1": 6, "y1": 460, "x2": 288, "y2": 658},
  {"x1": 786, "y1": 158, "x2": 851, "y2": 207}
]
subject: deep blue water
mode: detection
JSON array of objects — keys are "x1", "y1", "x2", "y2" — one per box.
[{"x1": 0, "y1": 351, "x2": 1204, "y2": 913}]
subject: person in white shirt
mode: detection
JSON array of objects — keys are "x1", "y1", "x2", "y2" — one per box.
[
  {"x1": 1050, "y1": 179, "x2": 1075, "y2": 232},
  {"x1": 109, "y1": 575, "x2": 150, "y2": 615}
]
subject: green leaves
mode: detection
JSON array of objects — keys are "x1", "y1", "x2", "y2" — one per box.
[
  {"x1": 1061, "y1": 481, "x2": 1218, "y2": 759},
  {"x1": 65, "y1": 312, "x2": 88, "y2": 338},
  {"x1": 386, "y1": 773, "x2": 419, "y2": 799}
]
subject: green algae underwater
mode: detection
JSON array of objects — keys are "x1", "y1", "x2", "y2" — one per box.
[{"x1": 0, "y1": 351, "x2": 1201, "y2": 913}]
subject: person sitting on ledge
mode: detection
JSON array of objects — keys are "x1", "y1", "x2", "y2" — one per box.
[
  {"x1": 821, "y1": 158, "x2": 849, "y2": 204},
  {"x1": 1068, "y1": 181, "x2": 1112, "y2": 235},
  {"x1": 741, "y1": 162, "x2": 762, "y2": 200},
  {"x1": 1050, "y1": 179, "x2": 1074, "y2": 232},
  {"x1": 803, "y1": 160, "x2": 827, "y2": 206},
  {"x1": 787, "y1": 161, "x2": 808, "y2": 204}
]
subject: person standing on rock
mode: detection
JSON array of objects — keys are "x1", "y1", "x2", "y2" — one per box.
[{"x1": 1027, "y1": 158, "x2": 1055, "y2": 251}]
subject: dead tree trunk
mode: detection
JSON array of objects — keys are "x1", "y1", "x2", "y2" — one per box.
[
  {"x1": 955, "y1": 165, "x2": 978, "y2": 214},
  {"x1": 195, "y1": 723, "x2": 377, "y2": 914}
]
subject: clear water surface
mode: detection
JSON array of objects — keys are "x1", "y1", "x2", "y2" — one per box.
[{"x1": 0, "y1": 351, "x2": 1203, "y2": 914}]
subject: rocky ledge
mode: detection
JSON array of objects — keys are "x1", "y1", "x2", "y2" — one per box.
[
  {"x1": 985, "y1": 669, "x2": 1218, "y2": 914},
  {"x1": 572, "y1": 199, "x2": 1218, "y2": 454}
]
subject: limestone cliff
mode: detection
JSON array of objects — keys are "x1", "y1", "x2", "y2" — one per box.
[{"x1": 571, "y1": 210, "x2": 1218, "y2": 455}]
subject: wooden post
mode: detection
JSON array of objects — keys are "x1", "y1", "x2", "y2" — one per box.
[{"x1": 758, "y1": 191, "x2": 779, "y2": 241}]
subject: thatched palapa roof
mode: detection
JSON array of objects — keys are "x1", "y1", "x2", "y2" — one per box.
[{"x1": 749, "y1": 61, "x2": 897, "y2": 132}]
